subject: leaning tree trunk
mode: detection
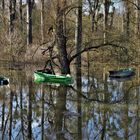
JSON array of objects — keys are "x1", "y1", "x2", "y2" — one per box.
[
  {"x1": 56, "y1": 0, "x2": 70, "y2": 74},
  {"x1": 27, "y1": 0, "x2": 33, "y2": 45}
]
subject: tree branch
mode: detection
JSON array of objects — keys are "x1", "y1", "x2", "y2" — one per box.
[
  {"x1": 122, "y1": 0, "x2": 140, "y2": 10},
  {"x1": 69, "y1": 42, "x2": 124, "y2": 63}
]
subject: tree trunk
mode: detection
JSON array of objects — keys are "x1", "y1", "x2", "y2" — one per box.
[
  {"x1": 19, "y1": 0, "x2": 23, "y2": 29},
  {"x1": 9, "y1": 0, "x2": 17, "y2": 33},
  {"x1": 41, "y1": 0, "x2": 45, "y2": 43},
  {"x1": 27, "y1": 0, "x2": 33, "y2": 45},
  {"x1": 109, "y1": 6, "x2": 115, "y2": 28},
  {"x1": 87, "y1": 0, "x2": 99, "y2": 32},
  {"x1": 75, "y1": 0, "x2": 82, "y2": 76},
  {"x1": 135, "y1": 0, "x2": 140, "y2": 36},
  {"x1": 75, "y1": 0, "x2": 82, "y2": 139},
  {"x1": 9, "y1": 0, "x2": 13, "y2": 33},
  {"x1": 13, "y1": 0, "x2": 16, "y2": 20},
  {"x1": 123, "y1": 1, "x2": 130, "y2": 38},
  {"x1": 2, "y1": 0, "x2": 5, "y2": 11},
  {"x1": 103, "y1": 0, "x2": 110, "y2": 43},
  {"x1": 56, "y1": 0, "x2": 70, "y2": 74}
]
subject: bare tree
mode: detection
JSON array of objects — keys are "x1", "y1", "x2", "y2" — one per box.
[
  {"x1": 87, "y1": 0, "x2": 100, "y2": 32},
  {"x1": 135, "y1": 0, "x2": 140, "y2": 36},
  {"x1": 103, "y1": 0, "x2": 111, "y2": 43},
  {"x1": 9, "y1": 0, "x2": 14, "y2": 33},
  {"x1": 75, "y1": 0, "x2": 82, "y2": 139},
  {"x1": 75, "y1": 0, "x2": 82, "y2": 78},
  {"x1": 56, "y1": 0, "x2": 70, "y2": 74},
  {"x1": 19, "y1": 0, "x2": 23, "y2": 29},
  {"x1": 27, "y1": 0, "x2": 33, "y2": 45},
  {"x1": 41, "y1": 0, "x2": 45, "y2": 43},
  {"x1": 13, "y1": 0, "x2": 16, "y2": 20},
  {"x1": 123, "y1": 0, "x2": 131, "y2": 38},
  {"x1": 1, "y1": 0, "x2": 5, "y2": 10}
]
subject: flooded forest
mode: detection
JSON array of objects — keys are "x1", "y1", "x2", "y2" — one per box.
[{"x1": 0, "y1": 0, "x2": 140, "y2": 140}]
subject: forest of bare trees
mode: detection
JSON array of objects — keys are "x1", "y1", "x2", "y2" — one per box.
[
  {"x1": 0, "y1": 1, "x2": 140, "y2": 140},
  {"x1": 0, "y1": 0, "x2": 140, "y2": 74}
]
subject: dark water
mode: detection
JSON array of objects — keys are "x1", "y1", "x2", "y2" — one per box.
[{"x1": 0, "y1": 64, "x2": 140, "y2": 140}]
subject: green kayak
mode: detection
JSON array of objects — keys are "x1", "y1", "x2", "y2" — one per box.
[{"x1": 34, "y1": 70, "x2": 73, "y2": 85}]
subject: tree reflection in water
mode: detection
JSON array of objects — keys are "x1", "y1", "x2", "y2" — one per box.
[
  {"x1": 28, "y1": 79, "x2": 33, "y2": 139},
  {"x1": 0, "y1": 69, "x2": 139, "y2": 140},
  {"x1": 54, "y1": 85, "x2": 67, "y2": 140}
]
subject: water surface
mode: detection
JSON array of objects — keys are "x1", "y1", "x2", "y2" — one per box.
[{"x1": 0, "y1": 64, "x2": 139, "y2": 140}]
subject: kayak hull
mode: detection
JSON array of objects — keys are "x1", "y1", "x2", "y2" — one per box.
[
  {"x1": 0, "y1": 76, "x2": 9, "y2": 86},
  {"x1": 34, "y1": 71, "x2": 73, "y2": 84},
  {"x1": 109, "y1": 68, "x2": 135, "y2": 78}
]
